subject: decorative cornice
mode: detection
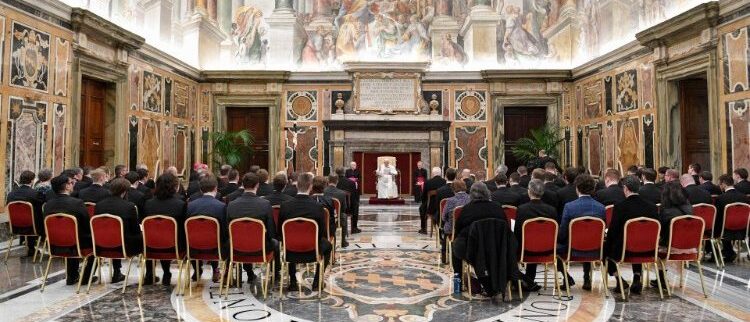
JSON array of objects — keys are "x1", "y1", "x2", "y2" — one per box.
[
  {"x1": 288, "y1": 72, "x2": 350, "y2": 83},
  {"x1": 71, "y1": 8, "x2": 144, "y2": 51},
  {"x1": 636, "y1": 2, "x2": 720, "y2": 49},
  {"x1": 137, "y1": 43, "x2": 202, "y2": 81},
  {"x1": 323, "y1": 120, "x2": 451, "y2": 131},
  {"x1": 200, "y1": 70, "x2": 291, "y2": 82},
  {"x1": 423, "y1": 71, "x2": 483, "y2": 82},
  {"x1": 482, "y1": 70, "x2": 572, "y2": 82},
  {"x1": 343, "y1": 61, "x2": 431, "y2": 73},
  {"x1": 571, "y1": 40, "x2": 651, "y2": 80}
]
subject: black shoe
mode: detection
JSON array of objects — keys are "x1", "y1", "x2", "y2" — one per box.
[
  {"x1": 66, "y1": 277, "x2": 79, "y2": 285},
  {"x1": 649, "y1": 279, "x2": 669, "y2": 290},
  {"x1": 311, "y1": 280, "x2": 324, "y2": 290},
  {"x1": 723, "y1": 253, "x2": 737, "y2": 264},
  {"x1": 143, "y1": 276, "x2": 160, "y2": 285},
  {"x1": 352, "y1": 228, "x2": 362, "y2": 234},
  {"x1": 582, "y1": 279, "x2": 592, "y2": 291},
  {"x1": 630, "y1": 279, "x2": 642, "y2": 295},
  {"x1": 341, "y1": 240, "x2": 349, "y2": 248},
  {"x1": 613, "y1": 279, "x2": 630, "y2": 292},
  {"x1": 417, "y1": 229, "x2": 427, "y2": 235},
  {"x1": 162, "y1": 273, "x2": 172, "y2": 286},
  {"x1": 287, "y1": 281, "x2": 299, "y2": 292},
  {"x1": 70, "y1": 276, "x2": 98, "y2": 285},
  {"x1": 247, "y1": 271, "x2": 257, "y2": 283},
  {"x1": 521, "y1": 280, "x2": 542, "y2": 292},
  {"x1": 111, "y1": 272, "x2": 126, "y2": 284}
]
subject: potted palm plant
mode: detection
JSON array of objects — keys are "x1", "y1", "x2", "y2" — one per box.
[
  {"x1": 210, "y1": 130, "x2": 254, "y2": 170},
  {"x1": 510, "y1": 125, "x2": 565, "y2": 166}
]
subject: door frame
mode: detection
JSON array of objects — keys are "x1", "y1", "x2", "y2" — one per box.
[
  {"x1": 491, "y1": 96, "x2": 560, "y2": 171},
  {"x1": 213, "y1": 94, "x2": 281, "y2": 175}
]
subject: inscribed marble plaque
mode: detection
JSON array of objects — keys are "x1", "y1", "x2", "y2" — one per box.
[{"x1": 357, "y1": 77, "x2": 416, "y2": 113}]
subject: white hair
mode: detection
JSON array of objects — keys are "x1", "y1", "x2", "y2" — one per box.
[
  {"x1": 496, "y1": 164, "x2": 508, "y2": 175},
  {"x1": 432, "y1": 167, "x2": 442, "y2": 177}
]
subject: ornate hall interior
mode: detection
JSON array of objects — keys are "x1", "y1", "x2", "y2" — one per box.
[{"x1": 0, "y1": 0, "x2": 749, "y2": 321}]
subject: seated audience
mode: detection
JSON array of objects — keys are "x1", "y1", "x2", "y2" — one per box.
[
  {"x1": 517, "y1": 166, "x2": 531, "y2": 188},
  {"x1": 420, "y1": 167, "x2": 446, "y2": 234},
  {"x1": 556, "y1": 167, "x2": 581, "y2": 217},
  {"x1": 73, "y1": 167, "x2": 93, "y2": 193},
  {"x1": 435, "y1": 168, "x2": 457, "y2": 225},
  {"x1": 7, "y1": 170, "x2": 45, "y2": 256},
  {"x1": 484, "y1": 165, "x2": 508, "y2": 192},
  {"x1": 594, "y1": 169, "x2": 625, "y2": 206},
  {"x1": 515, "y1": 179, "x2": 556, "y2": 291},
  {"x1": 698, "y1": 171, "x2": 722, "y2": 195},
  {"x1": 257, "y1": 169, "x2": 273, "y2": 197},
  {"x1": 34, "y1": 168, "x2": 54, "y2": 201},
  {"x1": 217, "y1": 165, "x2": 232, "y2": 191},
  {"x1": 264, "y1": 173, "x2": 293, "y2": 206},
  {"x1": 78, "y1": 169, "x2": 111, "y2": 203},
  {"x1": 440, "y1": 180, "x2": 470, "y2": 263},
  {"x1": 680, "y1": 174, "x2": 712, "y2": 205},
  {"x1": 658, "y1": 182, "x2": 693, "y2": 245},
  {"x1": 135, "y1": 167, "x2": 153, "y2": 199},
  {"x1": 324, "y1": 174, "x2": 349, "y2": 247},
  {"x1": 638, "y1": 168, "x2": 662, "y2": 205},
  {"x1": 311, "y1": 176, "x2": 336, "y2": 240},
  {"x1": 219, "y1": 169, "x2": 240, "y2": 197},
  {"x1": 656, "y1": 166, "x2": 670, "y2": 189},
  {"x1": 124, "y1": 171, "x2": 146, "y2": 217},
  {"x1": 491, "y1": 174, "x2": 522, "y2": 206},
  {"x1": 540, "y1": 172, "x2": 560, "y2": 208},
  {"x1": 715, "y1": 174, "x2": 750, "y2": 263},
  {"x1": 460, "y1": 168, "x2": 473, "y2": 192},
  {"x1": 282, "y1": 172, "x2": 299, "y2": 197},
  {"x1": 508, "y1": 173, "x2": 530, "y2": 204},
  {"x1": 605, "y1": 175, "x2": 658, "y2": 295},
  {"x1": 278, "y1": 172, "x2": 332, "y2": 290},
  {"x1": 688, "y1": 163, "x2": 702, "y2": 185},
  {"x1": 144, "y1": 173, "x2": 186, "y2": 285},
  {"x1": 733, "y1": 168, "x2": 750, "y2": 194},
  {"x1": 186, "y1": 174, "x2": 227, "y2": 283}
]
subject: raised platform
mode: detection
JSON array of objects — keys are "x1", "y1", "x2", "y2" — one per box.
[{"x1": 368, "y1": 197, "x2": 406, "y2": 205}]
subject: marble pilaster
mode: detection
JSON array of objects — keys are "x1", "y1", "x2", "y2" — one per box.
[{"x1": 459, "y1": 4, "x2": 499, "y2": 63}]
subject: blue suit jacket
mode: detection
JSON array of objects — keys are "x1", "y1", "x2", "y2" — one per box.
[
  {"x1": 187, "y1": 194, "x2": 227, "y2": 241},
  {"x1": 558, "y1": 195, "x2": 605, "y2": 247}
]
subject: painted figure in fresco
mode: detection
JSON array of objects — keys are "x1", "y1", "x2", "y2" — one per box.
[
  {"x1": 528, "y1": 0, "x2": 550, "y2": 55},
  {"x1": 400, "y1": 15, "x2": 430, "y2": 58},
  {"x1": 232, "y1": 6, "x2": 267, "y2": 64},
  {"x1": 638, "y1": 0, "x2": 666, "y2": 26},
  {"x1": 368, "y1": 13, "x2": 401, "y2": 57},
  {"x1": 301, "y1": 26, "x2": 330, "y2": 64},
  {"x1": 336, "y1": 15, "x2": 362, "y2": 59},
  {"x1": 502, "y1": 5, "x2": 541, "y2": 61},
  {"x1": 439, "y1": 33, "x2": 468, "y2": 64}
]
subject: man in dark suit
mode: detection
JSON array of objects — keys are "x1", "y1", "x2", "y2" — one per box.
[
  {"x1": 257, "y1": 169, "x2": 273, "y2": 197},
  {"x1": 73, "y1": 167, "x2": 93, "y2": 194},
  {"x1": 413, "y1": 161, "x2": 428, "y2": 202},
  {"x1": 555, "y1": 167, "x2": 580, "y2": 217},
  {"x1": 605, "y1": 175, "x2": 658, "y2": 295},
  {"x1": 227, "y1": 172, "x2": 280, "y2": 281},
  {"x1": 484, "y1": 165, "x2": 508, "y2": 192},
  {"x1": 325, "y1": 174, "x2": 349, "y2": 247},
  {"x1": 715, "y1": 174, "x2": 750, "y2": 263},
  {"x1": 491, "y1": 174, "x2": 522, "y2": 206},
  {"x1": 517, "y1": 166, "x2": 531, "y2": 188},
  {"x1": 509, "y1": 173, "x2": 530, "y2": 204},
  {"x1": 278, "y1": 172, "x2": 332, "y2": 290},
  {"x1": 514, "y1": 179, "x2": 556, "y2": 291},
  {"x1": 594, "y1": 169, "x2": 625, "y2": 206},
  {"x1": 698, "y1": 171, "x2": 722, "y2": 195},
  {"x1": 336, "y1": 167, "x2": 360, "y2": 233},
  {"x1": 435, "y1": 168, "x2": 457, "y2": 222},
  {"x1": 547, "y1": 162, "x2": 567, "y2": 188},
  {"x1": 681, "y1": 174, "x2": 712, "y2": 205},
  {"x1": 67, "y1": 168, "x2": 85, "y2": 197},
  {"x1": 460, "y1": 169, "x2": 474, "y2": 192},
  {"x1": 94, "y1": 178, "x2": 154, "y2": 283},
  {"x1": 541, "y1": 172, "x2": 560, "y2": 208},
  {"x1": 638, "y1": 168, "x2": 661, "y2": 205},
  {"x1": 264, "y1": 173, "x2": 293, "y2": 206},
  {"x1": 7, "y1": 170, "x2": 44, "y2": 256},
  {"x1": 219, "y1": 169, "x2": 240, "y2": 197},
  {"x1": 420, "y1": 167, "x2": 446, "y2": 234},
  {"x1": 282, "y1": 172, "x2": 299, "y2": 197},
  {"x1": 733, "y1": 168, "x2": 750, "y2": 194},
  {"x1": 124, "y1": 171, "x2": 146, "y2": 218},
  {"x1": 217, "y1": 165, "x2": 231, "y2": 192},
  {"x1": 688, "y1": 163, "x2": 702, "y2": 185},
  {"x1": 186, "y1": 174, "x2": 227, "y2": 282},
  {"x1": 44, "y1": 175, "x2": 96, "y2": 285},
  {"x1": 135, "y1": 168, "x2": 153, "y2": 199},
  {"x1": 78, "y1": 169, "x2": 112, "y2": 203},
  {"x1": 655, "y1": 166, "x2": 670, "y2": 189}
]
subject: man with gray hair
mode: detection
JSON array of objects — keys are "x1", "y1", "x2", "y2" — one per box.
[
  {"x1": 419, "y1": 167, "x2": 446, "y2": 234},
  {"x1": 680, "y1": 173, "x2": 712, "y2": 205},
  {"x1": 514, "y1": 179, "x2": 556, "y2": 291},
  {"x1": 485, "y1": 165, "x2": 508, "y2": 191}
]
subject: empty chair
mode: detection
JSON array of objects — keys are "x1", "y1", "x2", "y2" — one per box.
[
  {"x1": 691, "y1": 203, "x2": 720, "y2": 267},
  {"x1": 224, "y1": 218, "x2": 275, "y2": 299},
  {"x1": 719, "y1": 203, "x2": 750, "y2": 265},
  {"x1": 4, "y1": 201, "x2": 42, "y2": 263}
]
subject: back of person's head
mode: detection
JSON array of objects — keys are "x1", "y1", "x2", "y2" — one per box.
[
  {"x1": 91, "y1": 169, "x2": 106, "y2": 183},
  {"x1": 51, "y1": 175, "x2": 71, "y2": 194},
  {"x1": 642, "y1": 168, "x2": 657, "y2": 182},
  {"x1": 718, "y1": 174, "x2": 734, "y2": 187},
  {"x1": 63, "y1": 168, "x2": 81, "y2": 178},
  {"x1": 574, "y1": 174, "x2": 596, "y2": 195},
  {"x1": 543, "y1": 171, "x2": 557, "y2": 183},
  {"x1": 228, "y1": 169, "x2": 239, "y2": 181},
  {"x1": 627, "y1": 165, "x2": 639, "y2": 175},
  {"x1": 621, "y1": 175, "x2": 641, "y2": 193},
  {"x1": 689, "y1": 163, "x2": 701, "y2": 173},
  {"x1": 665, "y1": 169, "x2": 680, "y2": 181},
  {"x1": 242, "y1": 172, "x2": 260, "y2": 190},
  {"x1": 109, "y1": 178, "x2": 131, "y2": 196},
  {"x1": 528, "y1": 179, "x2": 545, "y2": 198},
  {"x1": 469, "y1": 182, "x2": 490, "y2": 201},
  {"x1": 563, "y1": 167, "x2": 579, "y2": 183},
  {"x1": 517, "y1": 165, "x2": 528, "y2": 175},
  {"x1": 431, "y1": 167, "x2": 442, "y2": 177},
  {"x1": 155, "y1": 173, "x2": 178, "y2": 200},
  {"x1": 199, "y1": 174, "x2": 218, "y2": 193},
  {"x1": 288, "y1": 171, "x2": 299, "y2": 183},
  {"x1": 452, "y1": 179, "x2": 466, "y2": 192},
  {"x1": 257, "y1": 169, "x2": 269, "y2": 183},
  {"x1": 312, "y1": 176, "x2": 327, "y2": 194},
  {"x1": 658, "y1": 166, "x2": 669, "y2": 175},
  {"x1": 544, "y1": 162, "x2": 557, "y2": 172},
  {"x1": 249, "y1": 165, "x2": 260, "y2": 174},
  {"x1": 297, "y1": 172, "x2": 314, "y2": 193},
  {"x1": 496, "y1": 164, "x2": 508, "y2": 175},
  {"x1": 136, "y1": 168, "x2": 149, "y2": 181},
  {"x1": 679, "y1": 174, "x2": 695, "y2": 187},
  {"x1": 445, "y1": 168, "x2": 457, "y2": 181},
  {"x1": 38, "y1": 168, "x2": 53, "y2": 182},
  {"x1": 18, "y1": 170, "x2": 35, "y2": 185},
  {"x1": 114, "y1": 164, "x2": 126, "y2": 177},
  {"x1": 604, "y1": 168, "x2": 621, "y2": 183},
  {"x1": 124, "y1": 171, "x2": 140, "y2": 184},
  {"x1": 82, "y1": 166, "x2": 92, "y2": 176},
  {"x1": 509, "y1": 172, "x2": 520, "y2": 184},
  {"x1": 531, "y1": 168, "x2": 546, "y2": 180},
  {"x1": 661, "y1": 181, "x2": 688, "y2": 209},
  {"x1": 494, "y1": 174, "x2": 508, "y2": 186},
  {"x1": 734, "y1": 168, "x2": 749, "y2": 180},
  {"x1": 328, "y1": 174, "x2": 339, "y2": 185},
  {"x1": 273, "y1": 173, "x2": 288, "y2": 192},
  {"x1": 699, "y1": 171, "x2": 713, "y2": 182},
  {"x1": 220, "y1": 165, "x2": 231, "y2": 176},
  {"x1": 335, "y1": 167, "x2": 345, "y2": 176}
]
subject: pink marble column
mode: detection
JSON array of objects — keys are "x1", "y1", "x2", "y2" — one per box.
[
  {"x1": 435, "y1": 0, "x2": 452, "y2": 16},
  {"x1": 207, "y1": 0, "x2": 217, "y2": 20}
]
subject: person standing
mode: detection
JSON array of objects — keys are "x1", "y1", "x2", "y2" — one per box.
[
  {"x1": 420, "y1": 167, "x2": 446, "y2": 234},
  {"x1": 413, "y1": 161, "x2": 428, "y2": 202},
  {"x1": 337, "y1": 166, "x2": 361, "y2": 233}
]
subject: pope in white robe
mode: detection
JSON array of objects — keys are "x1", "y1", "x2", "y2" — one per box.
[{"x1": 376, "y1": 160, "x2": 399, "y2": 199}]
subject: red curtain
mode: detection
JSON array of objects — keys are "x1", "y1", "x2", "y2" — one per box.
[{"x1": 352, "y1": 152, "x2": 421, "y2": 195}]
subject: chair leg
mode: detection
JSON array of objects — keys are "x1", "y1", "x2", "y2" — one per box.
[
  {"x1": 714, "y1": 240, "x2": 725, "y2": 268},
  {"x1": 679, "y1": 260, "x2": 685, "y2": 288},
  {"x1": 318, "y1": 261, "x2": 324, "y2": 298},
  {"x1": 562, "y1": 261, "x2": 571, "y2": 298},
  {"x1": 263, "y1": 262, "x2": 271, "y2": 299},
  {"x1": 218, "y1": 260, "x2": 226, "y2": 295},
  {"x1": 600, "y1": 261, "x2": 609, "y2": 298},
  {"x1": 40, "y1": 255, "x2": 53, "y2": 292},
  {"x1": 86, "y1": 257, "x2": 100, "y2": 294},
  {"x1": 552, "y1": 261, "x2": 561, "y2": 297},
  {"x1": 709, "y1": 239, "x2": 720, "y2": 267},
  {"x1": 543, "y1": 263, "x2": 548, "y2": 290},
  {"x1": 223, "y1": 262, "x2": 233, "y2": 300},
  {"x1": 279, "y1": 262, "x2": 285, "y2": 298},
  {"x1": 655, "y1": 261, "x2": 665, "y2": 300},
  {"x1": 122, "y1": 257, "x2": 134, "y2": 294},
  {"x1": 614, "y1": 263, "x2": 626, "y2": 301},
  {"x1": 32, "y1": 236, "x2": 42, "y2": 263},
  {"x1": 4, "y1": 235, "x2": 14, "y2": 263},
  {"x1": 76, "y1": 257, "x2": 89, "y2": 294},
  {"x1": 695, "y1": 259, "x2": 708, "y2": 298},
  {"x1": 137, "y1": 257, "x2": 146, "y2": 295},
  {"x1": 745, "y1": 240, "x2": 750, "y2": 261},
  {"x1": 175, "y1": 260, "x2": 183, "y2": 296},
  {"x1": 645, "y1": 263, "x2": 650, "y2": 288},
  {"x1": 187, "y1": 260, "x2": 194, "y2": 296},
  {"x1": 466, "y1": 263, "x2": 472, "y2": 300}
]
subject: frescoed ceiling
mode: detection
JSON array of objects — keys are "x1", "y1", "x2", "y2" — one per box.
[{"x1": 59, "y1": 0, "x2": 708, "y2": 71}]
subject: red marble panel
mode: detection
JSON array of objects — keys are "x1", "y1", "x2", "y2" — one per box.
[
  {"x1": 604, "y1": 121, "x2": 616, "y2": 169},
  {"x1": 455, "y1": 126, "x2": 487, "y2": 179},
  {"x1": 162, "y1": 122, "x2": 173, "y2": 168},
  {"x1": 286, "y1": 126, "x2": 318, "y2": 173},
  {"x1": 175, "y1": 128, "x2": 188, "y2": 175},
  {"x1": 728, "y1": 99, "x2": 750, "y2": 169},
  {"x1": 140, "y1": 119, "x2": 161, "y2": 175},
  {"x1": 129, "y1": 64, "x2": 141, "y2": 110},
  {"x1": 53, "y1": 104, "x2": 65, "y2": 173},
  {"x1": 639, "y1": 63, "x2": 654, "y2": 109}
]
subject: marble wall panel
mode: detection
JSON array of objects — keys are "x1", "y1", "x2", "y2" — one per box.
[
  {"x1": 142, "y1": 70, "x2": 163, "y2": 113},
  {"x1": 129, "y1": 116, "x2": 138, "y2": 168},
  {"x1": 727, "y1": 99, "x2": 750, "y2": 169},
  {"x1": 587, "y1": 126, "x2": 602, "y2": 176},
  {"x1": 604, "y1": 120, "x2": 616, "y2": 169},
  {"x1": 53, "y1": 103, "x2": 65, "y2": 173},
  {"x1": 285, "y1": 126, "x2": 318, "y2": 173},
  {"x1": 617, "y1": 118, "x2": 640, "y2": 171},
  {"x1": 454, "y1": 91, "x2": 487, "y2": 122},
  {"x1": 723, "y1": 26, "x2": 749, "y2": 94},
  {"x1": 10, "y1": 21, "x2": 50, "y2": 92},
  {"x1": 286, "y1": 91, "x2": 317, "y2": 121},
  {"x1": 175, "y1": 126, "x2": 188, "y2": 175},
  {"x1": 54, "y1": 38, "x2": 70, "y2": 96},
  {"x1": 174, "y1": 80, "x2": 189, "y2": 119},
  {"x1": 6, "y1": 97, "x2": 46, "y2": 189},
  {"x1": 140, "y1": 119, "x2": 161, "y2": 175},
  {"x1": 640, "y1": 63, "x2": 654, "y2": 109},
  {"x1": 162, "y1": 122, "x2": 173, "y2": 168},
  {"x1": 575, "y1": 84, "x2": 583, "y2": 120},
  {"x1": 583, "y1": 79, "x2": 602, "y2": 119},
  {"x1": 455, "y1": 126, "x2": 487, "y2": 179},
  {"x1": 604, "y1": 76, "x2": 614, "y2": 115},
  {"x1": 129, "y1": 65, "x2": 141, "y2": 110},
  {"x1": 616, "y1": 69, "x2": 638, "y2": 113},
  {"x1": 643, "y1": 114, "x2": 655, "y2": 168},
  {"x1": 0, "y1": 16, "x2": 5, "y2": 83},
  {"x1": 164, "y1": 77, "x2": 172, "y2": 115}
]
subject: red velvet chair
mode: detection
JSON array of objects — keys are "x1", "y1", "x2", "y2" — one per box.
[
  {"x1": 437, "y1": 198, "x2": 448, "y2": 248},
  {"x1": 41, "y1": 214, "x2": 93, "y2": 293},
  {"x1": 611, "y1": 217, "x2": 662, "y2": 300},
  {"x1": 4, "y1": 201, "x2": 42, "y2": 263},
  {"x1": 84, "y1": 202, "x2": 96, "y2": 218},
  {"x1": 658, "y1": 215, "x2": 707, "y2": 298},
  {"x1": 692, "y1": 203, "x2": 720, "y2": 267},
  {"x1": 605, "y1": 205, "x2": 614, "y2": 228},
  {"x1": 445, "y1": 206, "x2": 463, "y2": 270},
  {"x1": 518, "y1": 217, "x2": 560, "y2": 298},
  {"x1": 140, "y1": 215, "x2": 185, "y2": 295},
  {"x1": 718, "y1": 203, "x2": 750, "y2": 265},
  {"x1": 272, "y1": 206, "x2": 281, "y2": 233},
  {"x1": 502, "y1": 205, "x2": 518, "y2": 226},
  {"x1": 88, "y1": 214, "x2": 141, "y2": 294},
  {"x1": 281, "y1": 217, "x2": 325, "y2": 298},
  {"x1": 559, "y1": 216, "x2": 608, "y2": 298},
  {"x1": 224, "y1": 218, "x2": 274, "y2": 299},
  {"x1": 185, "y1": 216, "x2": 225, "y2": 296},
  {"x1": 426, "y1": 190, "x2": 438, "y2": 238}
]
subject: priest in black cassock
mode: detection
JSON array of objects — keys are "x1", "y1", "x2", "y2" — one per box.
[
  {"x1": 413, "y1": 161, "x2": 428, "y2": 202},
  {"x1": 345, "y1": 161, "x2": 362, "y2": 233}
]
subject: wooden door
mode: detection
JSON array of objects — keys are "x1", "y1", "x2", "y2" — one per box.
[
  {"x1": 503, "y1": 106, "x2": 548, "y2": 174},
  {"x1": 679, "y1": 79, "x2": 710, "y2": 173},
  {"x1": 79, "y1": 78, "x2": 107, "y2": 168},
  {"x1": 226, "y1": 107, "x2": 269, "y2": 173}
]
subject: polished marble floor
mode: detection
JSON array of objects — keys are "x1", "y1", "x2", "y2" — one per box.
[{"x1": 1, "y1": 202, "x2": 749, "y2": 321}]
